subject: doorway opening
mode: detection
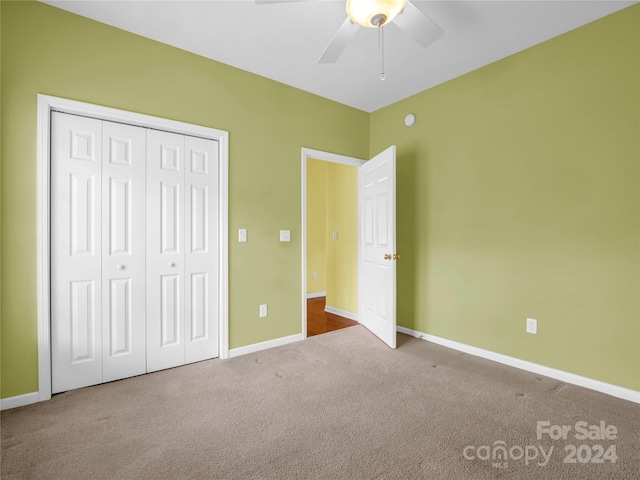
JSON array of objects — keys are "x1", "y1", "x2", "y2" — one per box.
[
  {"x1": 301, "y1": 145, "x2": 398, "y2": 348},
  {"x1": 301, "y1": 148, "x2": 365, "y2": 339}
]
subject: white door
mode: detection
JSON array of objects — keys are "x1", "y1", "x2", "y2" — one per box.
[
  {"x1": 52, "y1": 113, "x2": 221, "y2": 392},
  {"x1": 51, "y1": 113, "x2": 148, "y2": 393},
  {"x1": 146, "y1": 131, "x2": 220, "y2": 372},
  {"x1": 184, "y1": 136, "x2": 220, "y2": 363},
  {"x1": 51, "y1": 112, "x2": 104, "y2": 393},
  {"x1": 358, "y1": 146, "x2": 397, "y2": 348},
  {"x1": 146, "y1": 129, "x2": 186, "y2": 372},
  {"x1": 101, "y1": 121, "x2": 147, "y2": 383}
]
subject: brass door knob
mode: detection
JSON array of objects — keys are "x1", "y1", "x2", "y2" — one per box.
[
  {"x1": 393, "y1": 254, "x2": 400, "y2": 260},
  {"x1": 384, "y1": 254, "x2": 392, "y2": 260}
]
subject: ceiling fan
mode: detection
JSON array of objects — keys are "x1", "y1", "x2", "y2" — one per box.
[{"x1": 257, "y1": 0, "x2": 444, "y2": 68}]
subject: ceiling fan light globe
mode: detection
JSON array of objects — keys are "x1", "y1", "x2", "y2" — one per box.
[{"x1": 346, "y1": 0, "x2": 408, "y2": 28}]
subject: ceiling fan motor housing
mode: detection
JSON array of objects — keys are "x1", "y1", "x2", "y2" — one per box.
[
  {"x1": 346, "y1": 0, "x2": 408, "y2": 28},
  {"x1": 370, "y1": 13, "x2": 387, "y2": 27}
]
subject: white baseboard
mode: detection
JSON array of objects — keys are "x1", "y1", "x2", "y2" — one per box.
[
  {"x1": 324, "y1": 305, "x2": 359, "y2": 322},
  {"x1": 0, "y1": 392, "x2": 40, "y2": 411},
  {"x1": 397, "y1": 326, "x2": 640, "y2": 404},
  {"x1": 306, "y1": 291, "x2": 326, "y2": 299},
  {"x1": 229, "y1": 333, "x2": 304, "y2": 358}
]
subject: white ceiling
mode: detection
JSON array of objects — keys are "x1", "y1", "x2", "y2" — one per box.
[{"x1": 43, "y1": 0, "x2": 636, "y2": 112}]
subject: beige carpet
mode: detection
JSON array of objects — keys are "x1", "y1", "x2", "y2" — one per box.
[{"x1": 2, "y1": 326, "x2": 639, "y2": 479}]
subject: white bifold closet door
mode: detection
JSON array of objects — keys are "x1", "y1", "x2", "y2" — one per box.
[
  {"x1": 51, "y1": 112, "x2": 147, "y2": 393},
  {"x1": 146, "y1": 130, "x2": 219, "y2": 372},
  {"x1": 51, "y1": 112, "x2": 219, "y2": 394}
]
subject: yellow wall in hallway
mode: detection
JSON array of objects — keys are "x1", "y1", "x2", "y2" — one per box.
[
  {"x1": 306, "y1": 159, "x2": 327, "y2": 294},
  {"x1": 326, "y1": 162, "x2": 358, "y2": 315},
  {"x1": 306, "y1": 159, "x2": 358, "y2": 315}
]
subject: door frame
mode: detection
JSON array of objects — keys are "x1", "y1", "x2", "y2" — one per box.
[
  {"x1": 37, "y1": 94, "x2": 229, "y2": 401},
  {"x1": 300, "y1": 148, "x2": 365, "y2": 339}
]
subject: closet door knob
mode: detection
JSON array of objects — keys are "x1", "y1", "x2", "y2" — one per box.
[
  {"x1": 116, "y1": 264, "x2": 125, "y2": 270},
  {"x1": 168, "y1": 262, "x2": 175, "y2": 267}
]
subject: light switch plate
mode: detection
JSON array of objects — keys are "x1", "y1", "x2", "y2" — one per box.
[
  {"x1": 239, "y1": 229, "x2": 247, "y2": 242},
  {"x1": 259, "y1": 304, "x2": 268, "y2": 318},
  {"x1": 280, "y1": 230, "x2": 291, "y2": 242}
]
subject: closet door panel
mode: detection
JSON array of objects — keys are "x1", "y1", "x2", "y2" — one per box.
[
  {"x1": 102, "y1": 121, "x2": 147, "y2": 382},
  {"x1": 147, "y1": 130, "x2": 186, "y2": 372},
  {"x1": 185, "y1": 137, "x2": 219, "y2": 363},
  {"x1": 51, "y1": 112, "x2": 103, "y2": 393}
]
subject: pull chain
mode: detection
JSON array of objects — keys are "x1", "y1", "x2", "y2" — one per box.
[{"x1": 379, "y1": 25, "x2": 385, "y2": 81}]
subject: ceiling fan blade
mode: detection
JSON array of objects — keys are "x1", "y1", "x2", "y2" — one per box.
[
  {"x1": 394, "y1": 1, "x2": 444, "y2": 48},
  {"x1": 317, "y1": 17, "x2": 360, "y2": 64}
]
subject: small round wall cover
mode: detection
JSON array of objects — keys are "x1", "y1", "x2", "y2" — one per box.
[{"x1": 404, "y1": 114, "x2": 416, "y2": 127}]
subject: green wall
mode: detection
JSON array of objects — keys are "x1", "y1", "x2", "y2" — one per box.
[
  {"x1": 370, "y1": 4, "x2": 640, "y2": 390},
  {"x1": 306, "y1": 159, "x2": 327, "y2": 294},
  {"x1": 2, "y1": 1, "x2": 639, "y2": 399},
  {"x1": 0, "y1": 1, "x2": 369, "y2": 398}
]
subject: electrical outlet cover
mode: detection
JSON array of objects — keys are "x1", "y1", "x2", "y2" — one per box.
[{"x1": 280, "y1": 230, "x2": 291, "y2": 242}]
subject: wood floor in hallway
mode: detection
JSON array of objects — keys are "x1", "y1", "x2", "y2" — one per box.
[{"x1": 307, "y1": 296, "x2": 358, "y2": 337}]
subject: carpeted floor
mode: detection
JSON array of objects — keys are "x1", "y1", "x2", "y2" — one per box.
[{"x1": 2, "y1": 326, "x2": 639, "y2": 479}]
